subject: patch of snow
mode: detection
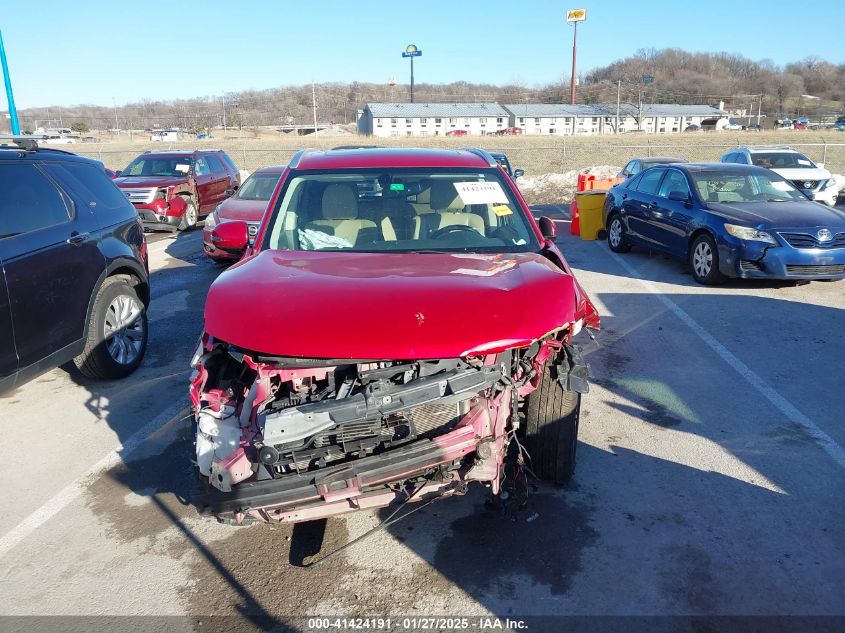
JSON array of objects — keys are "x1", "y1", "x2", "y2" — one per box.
[{"x1": 518, "y1": 165, "x2": 622, "y2": 206}]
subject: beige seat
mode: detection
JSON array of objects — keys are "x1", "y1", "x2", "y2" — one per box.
[
  {"x1": 413, "y1": 181, "x2": 486, "y2": 239},
  {"x1": 305, "y1": 183, "x2": 378, "y2": 245}
]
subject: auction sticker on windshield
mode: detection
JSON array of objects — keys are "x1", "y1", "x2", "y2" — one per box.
[{"x1": 454, "y1": 181, "x2": 509, "y2": 205}]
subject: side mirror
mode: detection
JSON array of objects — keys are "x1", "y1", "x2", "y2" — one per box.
[
  {"x1": 538, "y1": 216, "x2": 557, "y2": 242},
  {"x1": 513, "y1": 169, "x2": 525, "y2": 179},
  {"x1": 668, "y1": 191, "x2": 690, "y2": 203},
  {"x1": 225, "y1": 188, "x2": 236, "y2": 197},
  {"x1": 211, "y1": 221, "x2": 249, "y2": 252},
  {"x1": 817, "y1": 163, "x2": 825, "y2": 169}
]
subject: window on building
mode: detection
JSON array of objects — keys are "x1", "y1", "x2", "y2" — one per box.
[
  {"x1": 479, "y1": 117, "x2": 487, "y2": 123},
  {"x1": 496, "y1": 117, "x2": 503, "y2": 124},
  {"x1": 390, "y1": 118, "x2": 397, "y2": 127},
  {"x1": 375, "y1": 118, "x2": 382, "y2": 124},
  {"x1": 534, "y1": 118, "x2": 541, "y2": 124},
  {"x1": 518, "y1": 117, "x2": 524, "y2": 124},
  {"x1": 434, "y1": 118, "x2": 442, "y2": 124},
  {"x1": 449, "y1": 118, "x2": 457, "y2": 124},
  {"x1": 592, "y1": 117, "x2": 599, "y2": 124}
]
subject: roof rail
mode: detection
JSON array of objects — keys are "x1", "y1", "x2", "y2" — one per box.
[
  {"x1": 745, "y1": 145, "x2": 792, "y2": 151},
  {"x1": 462, "y1": 147, "x2": 498, "y2": 168},
  {"x1": 331, "y1": 144, "x2": 385, "y2": 151},
  {"x1": 288, "y1": 148, "x2": 312, "y2": 169},
  {"x1": 0, "y1": 135, "x2": 43, "y2": 151}
]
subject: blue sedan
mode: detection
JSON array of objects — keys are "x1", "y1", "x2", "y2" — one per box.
[{"x1": 603, "y1": 163, "x2": 845, "y2": 284}]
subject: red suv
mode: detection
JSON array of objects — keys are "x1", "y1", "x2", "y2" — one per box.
[
  {"x1": 115, "y1": 150, "x2": 240, "y2": 232},
  {"x1": 191, "y1": 147, "x2": 600, "y2": 525}
]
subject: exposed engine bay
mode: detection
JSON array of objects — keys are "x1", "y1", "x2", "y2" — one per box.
[{"x1": 189, "y1": 334, "x2": 589, "y2": 524}]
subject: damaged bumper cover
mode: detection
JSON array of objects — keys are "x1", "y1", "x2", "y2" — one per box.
[{"x1": 190, "y1": 337, "x2": 590, "y2": 523}]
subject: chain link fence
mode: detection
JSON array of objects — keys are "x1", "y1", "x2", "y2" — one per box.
[{"x1": 74, "y1": 143, "x2": 845, "y2": 177}]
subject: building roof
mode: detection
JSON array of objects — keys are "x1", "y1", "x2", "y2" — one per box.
[
  {"x1": 365, "y1": 102, "x2": 510, "y2": 118},
  {"x1": 504, "y1": 103, "x2": 726, "y2": 118}
]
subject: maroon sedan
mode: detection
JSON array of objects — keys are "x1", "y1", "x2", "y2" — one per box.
[{"x1": 202, "y1": 166, "x2": 284, "y2": 262}]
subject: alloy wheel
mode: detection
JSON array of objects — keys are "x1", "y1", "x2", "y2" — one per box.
[
  {"x1": 693, "y1": 241, "x2": 713, "y2": 278},
  {"x1": 609, "y1": 218, "x2": 622, "y2": 247},
  {"x1": 104, "y1": 294, "x2": 145, "y2": 365}
]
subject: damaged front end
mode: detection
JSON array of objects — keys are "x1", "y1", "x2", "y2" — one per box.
[{"x1": 189, "y1": 331, "x2": 590, "y2": 524}]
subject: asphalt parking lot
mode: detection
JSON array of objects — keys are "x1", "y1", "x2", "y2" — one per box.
[{"x1": 1, "y1": 215, "x2": 843, "y2": 631}]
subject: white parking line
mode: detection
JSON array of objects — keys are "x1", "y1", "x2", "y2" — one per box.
[
  {"x1": 603, "y1": 246, "x2": 845, "y2": 471},
  {"x1": 0, "y1": 401, "x2": 191, "y2": 561}
]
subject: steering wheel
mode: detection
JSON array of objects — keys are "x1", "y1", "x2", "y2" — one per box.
[{"x1": 430, "y1": 224, "x2": 482, "y2": 239}]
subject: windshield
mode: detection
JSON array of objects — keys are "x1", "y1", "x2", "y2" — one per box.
[
  {"x1": 749, "y1": 152, "x2": 815, "y2": 169},
  {"x1": 121, "y1": 156, "x2": 192, "y2": 177},
  {"x1": 235, "y1": 172, "x2": 281, "y2": 201},
  {"x1": 693, "y1": 170, "x2": 807, "y2": 203},
  {"x1": 263, "y1": 168, "x2": 539, "y2": 254}
]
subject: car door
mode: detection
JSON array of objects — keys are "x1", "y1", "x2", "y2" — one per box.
[
  {"x1": 0, "y1": 161, "x2": 106, "y2": 373},
  {"x1": 192, "y1": 156, "x2": 217, "y2": 213},
  {"x1": 203, "y1": 155, "x2": 230, "y2": 212},
  {"x1": 623, "y1": 167, "x2": 666, "y2": 246},
  {"x1": 0, "y1": 263, "x2": 16, "y2": 388},
  {"x1": 651, "y1": 168, "x2": 696, "y2": 256}
]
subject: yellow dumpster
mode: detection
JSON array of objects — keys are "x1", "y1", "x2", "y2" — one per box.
[{"x1": 574, "y1": 191, "x2": 607, "y2": 241}]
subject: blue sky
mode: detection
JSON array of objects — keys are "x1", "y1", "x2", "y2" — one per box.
[{"x1": 3, "y1": 0, "x2": 844, "y2": 108}]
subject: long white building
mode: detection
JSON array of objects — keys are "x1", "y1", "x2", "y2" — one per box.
[
  {"x1": 357, "y1": 102, "x2": 728, "y2": 136},
  {"x1": 357, "y1": 103, "x2": 511, "y2": 137}
]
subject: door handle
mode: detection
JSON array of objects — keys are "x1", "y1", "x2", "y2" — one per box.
[{"x1": 67, "y1": 232, "x2": 90, "y2": 245}]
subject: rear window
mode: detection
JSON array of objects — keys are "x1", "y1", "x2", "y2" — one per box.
[
  {"x1": 749, "y1": 152, "x2": 814, "y2": 169},
  {"x1": 43, "y1": 162, "x2": 132, "y2": 213},
  {"x1": 635, "y1": 169, "x2": 665, "y2": 195},
  {"x1": 0, "y1": 164, "x2": 71, "y2": 237}
]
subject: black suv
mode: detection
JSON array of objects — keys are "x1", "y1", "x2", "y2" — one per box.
[{"x1": 0, "y1": 137, "x2": 150, "y2": 394}]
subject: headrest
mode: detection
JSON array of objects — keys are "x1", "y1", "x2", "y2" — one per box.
[
  {"x1": 321, "y1": 183, "x2": 359, "y2": 220},
  {"x1": 429, "y1": 181, "x2": 464, "y2": 211}
]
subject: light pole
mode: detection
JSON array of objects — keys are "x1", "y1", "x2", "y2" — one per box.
[
  {"x1": 0, "y1": 30, "x2": 20, "y2": 134},
  {"x1": 566, "y1": 9, "x2": 586, "y2": 105},
  {"x1": 402, "y1": 44, "x2": 422, "y2": 103}
]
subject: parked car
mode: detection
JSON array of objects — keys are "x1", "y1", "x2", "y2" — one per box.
[
  {"x1": 775, "y1": 119, "x2": 793, "y2": 129},
  {"x1": 603, "y1": 163, "x2": 845, "y2": 284},
  {"x1": 41, "y1": 135, "x2": 76, "y2": 145},
  {"x1": 203, "y1": 166, "x2": 284, "y2": 262},
  {"x1": 115, "y1": 150, "x2": 241, "y2": 232},
  {"x1": 0, "y1": 137, "x2": 150, "y2": 394},
  {"x1": 489, "y1": 151, "x2": 524, "y2": 179},
  {"x1": 719, "y1": 146, "x2": 838, "y2": 206},
  {"x1": 793, "y1": 123, "x2": 808, "y2": 130},
  {"x1": 446, "y1": 129, "x2": 468, "y2": 136},
  {"x1": 683, "y1": 124, "x2": 701, "y2": 132},
  {"x1": 618, "y1": 157, "x2": 688, "y2": 179},
  {"x1": 495, "y1": 127, "x2": 523, "y2": 136},
  {"x1": 191, "y1": 147, "x2": 600, "y2": 524},
  {"x1": 723, "y1": 119, "x2": 743, "y2": 131},
  {"x1": 746, "y1": 124, "x2": 763, "y2": 132}
]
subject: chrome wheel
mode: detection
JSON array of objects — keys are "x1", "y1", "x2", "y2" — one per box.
[
  {"x1": 693, "y1": 241, "x2": 713, "y2": 278},
  {"x1": 104, "y1": 294, "x2": 145, "y2": 365},
  {"x1": 609, "y1": 218, "x2": 622, "y2": 247},
  {"x1": 185, "y1": 203, "x2": 197, "y2": 227}
]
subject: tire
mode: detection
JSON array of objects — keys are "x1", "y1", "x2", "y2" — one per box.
[
  {"x1": 607, "y1": 213, "x2": 631, "y2": 253},
  {"x1": 178, "y1": 198, "x2": 198, "y2": 231},
  {"x1": 524, "y1": 360, "x2": 582, "y2": 484},
  {"x1": 689, "y1": 233, "x2": 726, "y2": 285},
  {"x1": 74, "y1": 276, "x2": 148, "y2": 379}
]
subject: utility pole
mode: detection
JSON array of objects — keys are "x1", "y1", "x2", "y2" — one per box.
[
  {"x1": 0, "y1": 30, "x2": 20, "y2": 134},
  {"x1": 615, "y1": 80, "x2": 621, "y2": 134},
  {"x1": 566, "y1": 10, "x2": 586, "y2": 105},
  {"x1": 312, "y1": 81, "x2": 318, "y2": 138},
  {"x1": 222, "y1": 93, "x2": 227, "y2": 132},
  {"x1": 757, "y1": 94, "x2": 762, "y2": 127},
  {"x1": 112, "y1": 98, "x2": 119, "y2": 133}
]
